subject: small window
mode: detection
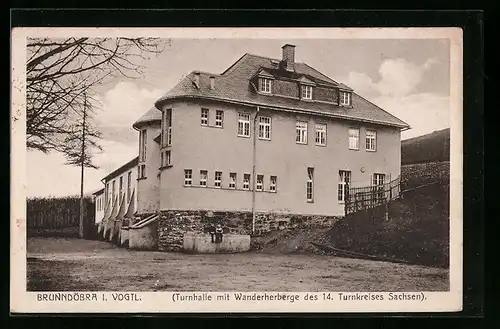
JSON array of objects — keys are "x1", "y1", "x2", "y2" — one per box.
[
  {"x1": 238, "y1": 113, "x2": 251, "y2": 137},
  {"x1": 259, "y1": 78, "x2": 272, "y2": 93},
  {"x1": 127, "y1": 171, "x2": 132, "y2": 202},
  {"x1": 160, "y1": 152, "x2": 164, "y2": 168},
  {"x1": 296, "y1": 121, "x2": 308, "y2": 144},
  {"x1": 243, "y1": 174, "x2": 251, "y2": 190},
  {"x1": 301, "y1": 85, "x2": 313, "y2": 100},
  {"x1": 139, "y1": 129, "x2": 147, "y2": 162},
  {"x1": 270, "y1": 175, "x2": 277, "y2": 192},
  {"x1": 215, "y1": 110, "x2": 224, "y2": 127},
  {"x1": 214, "y1": 171, "x2": 222, "y2": 188},
  {"x1": 366, "y1": 130, "x2": 377, "y2": 151},
  {"x1": 165, "y1": 150, "x2": 171, "y2": 166},
  {"x1": 138, "y1": 164, "x2": 146, "y2": 179},
  {"x1": 184, "y1": 169, "x2": 192, "y2": 186},
  {"x1": 200, "y1": 170, "x2": 208, "y2": 187},
  {"x1": 258, "y1": 116, "x2": 271, "y2": 140},
  {"x1": 229, "y1": 173, "x2": 237, "y2": 189},
  {"x1": 338, "y1": 170, "x2": 351, "y2": 203},
  {"x1": 315, "y1": 123, "x2": 327, "y2": 146},
  {"x1": 348, "y1": 128, "x2": 360, "y2": 150},
  {"x1": 340, "y1": 91, "x2": 351, "y2": 106},
  {"x1": 167, "y1": 127, "x2": 172, "y2": 146},
  {"x1": 307, "y1": 167, "x2": 314, "y2": 202},
  {"x1": 201, "y1": 108, "x2": 209, "y2": 126},
  {"x1": 256, "y1": 175, "x2": 264, "y2": 191}
]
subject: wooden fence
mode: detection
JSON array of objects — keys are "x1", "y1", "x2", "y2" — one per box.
[
  {"x1": 27, "y1": 197, "x2": 95, "y2": 237},
  {"x1": 345, "y1": 176, "x2": 401, "y2": 216}
]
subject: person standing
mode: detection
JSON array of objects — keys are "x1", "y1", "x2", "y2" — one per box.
[{"x1": 215, "y1": 224, "x2": 223, "y2": 243}]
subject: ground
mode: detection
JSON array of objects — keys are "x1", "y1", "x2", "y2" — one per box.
[{"x1": 27, "y1": 237, "x2": 449, "y2": 292}]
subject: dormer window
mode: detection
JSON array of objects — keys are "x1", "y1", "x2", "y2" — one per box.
[
  {"x1": 259, "y1": 78, "x2": 272, "y2": 93},
  {"x1": 340, "y1": 91, "x2": 352, "y2": 106},
  {"x1": 301, "y1": 85, "x2": 313, "y2": 100}
]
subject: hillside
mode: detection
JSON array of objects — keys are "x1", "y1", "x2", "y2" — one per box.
[
  {"x1": 325, "y1": 162, "x2": 450, "y2": 268},
  {"x1": 401, "y1": 128, "x2": 450, "y2": 165}
]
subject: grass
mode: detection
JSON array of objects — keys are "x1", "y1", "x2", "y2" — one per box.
[{"x1": 27, "y1": 237, "x2": 449, "y2": 292}]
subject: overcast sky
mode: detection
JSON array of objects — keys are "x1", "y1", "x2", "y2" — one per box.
[{"x1": 27, "y1": 38, "x2": 451, "y2": 198}]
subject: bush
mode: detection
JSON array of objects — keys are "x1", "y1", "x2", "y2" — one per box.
[{"x1": 27, "y1": 196, "x2": 95, "y2": 238}]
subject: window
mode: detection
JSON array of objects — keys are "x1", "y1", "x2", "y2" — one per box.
[
  {"x1": 160, "y1": 152, "x2": 163, "y2": 168},
  {"x1": 139, "y1": 129, "x2": 147, "y2": 161},
  {"x1": 238, "y1": 113, "x2": 251, "y2": 137},
  {"x1": 256, "y1": 175, "x2": 264, "y2": 191},
  {"x1": 340, "y1": 91, "x2": 351, "y2": 106},
  {"x1": 165, "y1": 150, "x2": 171, "y2": 166},
  {"x1": 296, "y1": 121, "x2": 308, "y2": 144},
  {"x1": 270, "y1": 176, "x2": 277, "y2": 192},
  {"x1": 243, "y1": 174, "x2": 250, "y2": 190},
  {"x1": 306, "y1": 167, "x2": 314, "y2": 202},
  {"x1": 215, "y1": 110, "x2": 224, "y2": 127},
  {"x1": 184, "y1": 169, "x2": 192, "y2": 186},
  {"x1": 373, "y1": 173, "x2": 386, "y2": 202},
  {"x1": 167, "y1": 127, "x2": 172, "y2": 146},
  {"x1": 119, "y1": 176, "x2": 123, "y2": 203},
  {"x1": 138, "y1": 164, "x2": 146, "y2": 179},
  {"x1": 111, "y1": 180, "x2": 116, "y2": 206},
  {"x1": 259, "y1": 78, "x2": 272, "y2": 93},
  {"x1": 127, "y1": 171, "x2": 132, "y2": 202},
  {"x1": 373, "y1": 173, "x2": 385, "y2": 186},
  {"x1": 366, "y1": 130, "x2": 377, "y2": 151},
  {"x1": 348, "y1": 128, "x2": 360, "y2": 150},
  {"x1": 161, "y1": 110, "x2": 165, "y2": 146},
  {"x1": 229, "y1": 173, "x2": 237, "y2": 189},
  {"x1": 338, "y1": 170, "x2": 351, "y2": 203},
  {"x1": 315, "y1": 123, "x2": 327, "y2": 146},
  {"x1": 301, "y1": 85, "x2": 313, "y2": 100},
  {"x1": 201, "y1": 108, "x2": 209, "y2": 126},
  {"x1": 105, "y1": 183, "x2": 109, "y2": 206},
  {"x1": 214, "y1": 171, "x2": 222, "y2": 188},
  {"x1": 200, "y1": 170, "x2": 208, "y2": 187},
  {"x1": 258, "y1": 116, "x2": 271, "y2": 140}
]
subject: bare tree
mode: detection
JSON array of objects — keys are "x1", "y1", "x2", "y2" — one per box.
[
  {"x1": 61, "y1": 93, "x2": 102, "y2": 238},
  {"x1": 26, "y1": 37, "x2": 167, "y2": 154}
]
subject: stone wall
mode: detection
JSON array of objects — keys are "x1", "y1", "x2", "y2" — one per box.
[{"x1": 157, "y1": 209, "x2": 341, "y2": 252}]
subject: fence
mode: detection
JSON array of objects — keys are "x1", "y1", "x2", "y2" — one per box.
[
  {"x1": 27, "y1": 196, "x2": 95, "y2": 237},
  {"x1": 345, "y1": 176, "x2": 401, "y2": 216}
]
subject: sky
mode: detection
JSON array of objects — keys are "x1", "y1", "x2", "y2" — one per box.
[{"x1": 26, "y1": 38, "x2": 451, "y2": 198}]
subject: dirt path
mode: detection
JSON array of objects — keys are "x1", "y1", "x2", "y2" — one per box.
[{"x1": 27, "y1": 238, "x2": 449, "y2": 292}]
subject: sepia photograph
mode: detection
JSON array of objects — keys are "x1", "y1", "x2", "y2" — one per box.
[{"x1": 11, "y1": 27, "x2": 463, "y2": 313}]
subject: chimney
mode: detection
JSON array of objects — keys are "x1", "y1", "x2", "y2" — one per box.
[
  {"x1": 209, "y1": 76, "x2": 215, "y2": 89},
  {"x1": 282, "y1": 44, "x2": 296, "y2": 72},
  {"x1": 194, "y1": 72, "x2": 200, "y2": 86}
]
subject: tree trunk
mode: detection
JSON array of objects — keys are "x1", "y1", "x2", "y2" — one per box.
[{"x1": 79, "y1": 94, "x2": 87, "y2": 239}]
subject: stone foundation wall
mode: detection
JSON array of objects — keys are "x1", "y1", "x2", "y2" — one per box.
[{"x1": 158, "y1": 210, "x2": 341, "y2": 252}]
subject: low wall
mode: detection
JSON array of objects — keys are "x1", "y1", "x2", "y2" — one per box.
[
  {"x1": 158, "y1": 210, "x2": 340, "y2": 252},
  {"x1": 120, "y1": 227, "x2": 129, "y2": 247},
  {"x1": 183, "y1": 233, "x2": 250, "y2": 253},
  {"x1": 129, "y1": 216, "x2": 159, "y2": 250}
]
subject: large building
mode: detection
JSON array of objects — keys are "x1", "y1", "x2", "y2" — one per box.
[{"x1": 99, "y1": 44, "x2": 409, "y2": 251}]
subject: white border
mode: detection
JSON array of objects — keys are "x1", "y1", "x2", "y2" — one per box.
[{"x1": 11, "y1": 27, "x2": 463, "y2": 313}]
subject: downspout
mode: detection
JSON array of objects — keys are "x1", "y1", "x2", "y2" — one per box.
[{"x1": 251, "y1": 106, "x2": 260, "y2": 234}]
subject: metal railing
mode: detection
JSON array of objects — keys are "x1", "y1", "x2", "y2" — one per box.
[{"x1": 345, "y1": 176, "x2": 401, "y2": 216}]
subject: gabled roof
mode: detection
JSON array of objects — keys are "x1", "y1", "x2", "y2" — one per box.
[
  {"x1": 102, "y1": 156, "x2": 139, "y2": 182},
  {"x1": 155, "y1": 53, "x2": 410, "y2": 129}
]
